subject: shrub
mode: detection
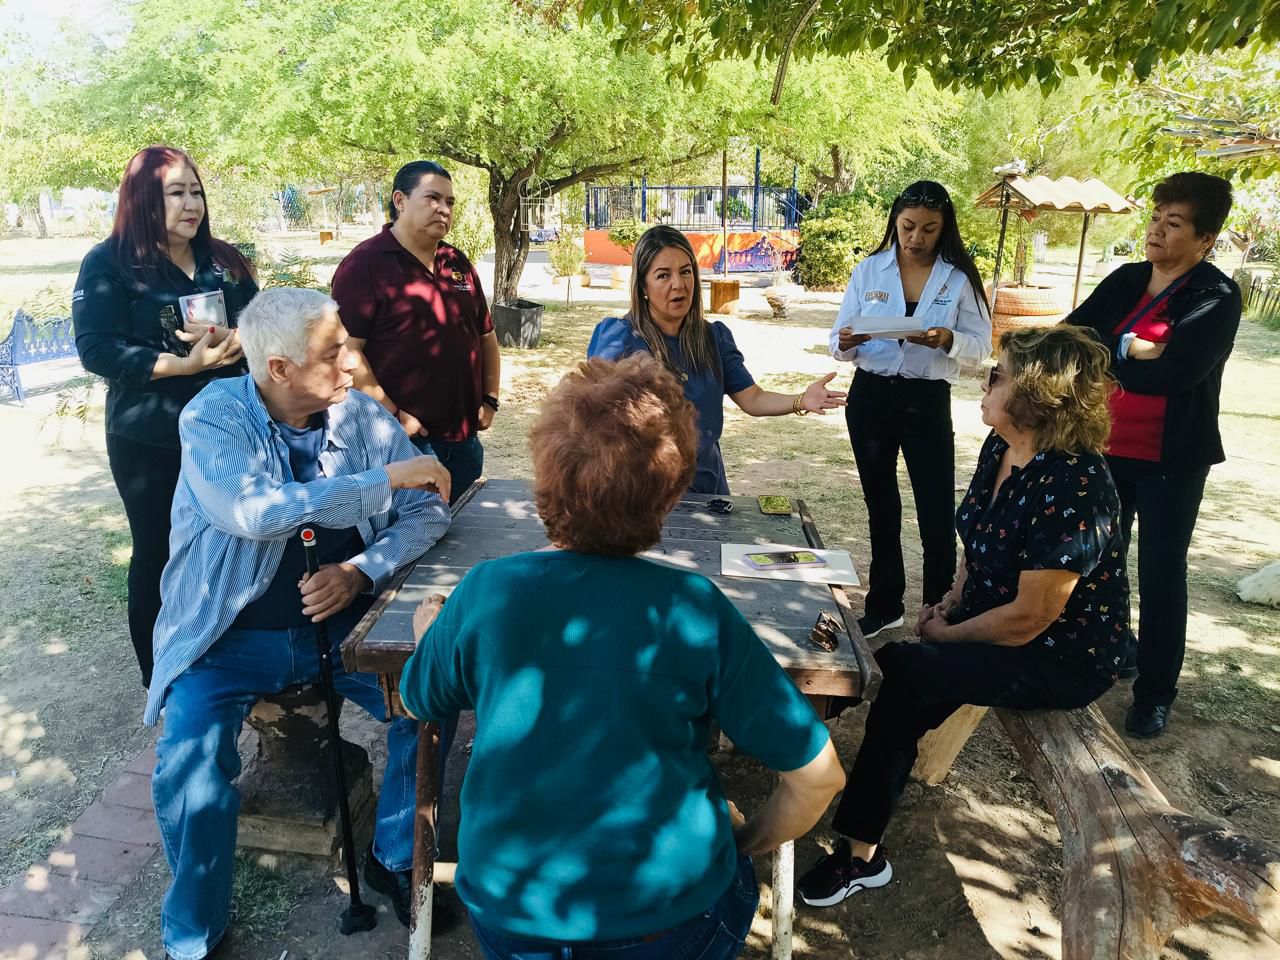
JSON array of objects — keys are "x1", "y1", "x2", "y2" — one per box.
[
  {"x1": 607, "y1": 218, "x2": 644, "y2": 253},
  {"x1": 795, "y1": 196, "x2": 886, "y2": 289},
  {"x1": 547, "y1": 230, "x2": 585, "y2": 278},
  {"x1": 259, "y1": 249, "x2": 324, "y2": 292},
  {"x1": 715, "y1": 195, "x2": 752, "y2": 221},
  {"x1": 1113, "y1": 237, "x2": 1137, "y2": 257}
]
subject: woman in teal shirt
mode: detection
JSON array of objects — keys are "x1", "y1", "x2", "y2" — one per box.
[{"x1": 400, "y1": 355, "x2": 844, "y2": 958}]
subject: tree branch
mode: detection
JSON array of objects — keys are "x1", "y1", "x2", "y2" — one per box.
[
  {"x1": 340, "y1": 137, "x2": 397, "y2": 156},
  {"x1": 544, "y1": 144, "x2": 719, "y2": 195}
]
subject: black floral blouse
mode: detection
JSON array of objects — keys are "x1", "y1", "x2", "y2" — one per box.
[{"x1": 955, "y1": 432, "x2": 1132, "y2": 677}]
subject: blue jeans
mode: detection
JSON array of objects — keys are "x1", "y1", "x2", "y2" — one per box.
[
  {"x1": 412, "y1": 433, "x2": 483, "y2": 505},
  {"x1": 152, "y1": 607, "x2": 419, "y2": 960},
  {"x1": 470, "y1": 855, "x2": 759, "y2": 960}
]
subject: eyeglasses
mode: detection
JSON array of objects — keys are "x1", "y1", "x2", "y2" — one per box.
[
  {"x1": 897, "y1": 189, "x2": 952, "y2": 210},
  {"x1": 986, "y1": 365, "x2": 1005, "y2": 388}
]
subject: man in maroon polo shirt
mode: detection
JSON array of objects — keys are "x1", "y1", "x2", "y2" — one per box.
[{"x1": 332, "y1": 160, "x2": 501, "y2": 502}]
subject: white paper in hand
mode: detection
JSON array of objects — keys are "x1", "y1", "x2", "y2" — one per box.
[
  {"x1": 179, "y1": 290, "x2": 229, "y2": 328},
  {"x1": 852, "y1": 314, "x2": 922, "y2": 339}
]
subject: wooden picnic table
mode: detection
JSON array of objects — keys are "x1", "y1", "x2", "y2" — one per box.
[{"x1": 341, "y1": 478, "x2": 879, "y2": 959}]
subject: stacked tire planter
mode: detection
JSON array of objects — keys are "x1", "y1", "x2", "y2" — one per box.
[{"x1": 987, "y1": 283, "x2": 1071, "y2": 351}]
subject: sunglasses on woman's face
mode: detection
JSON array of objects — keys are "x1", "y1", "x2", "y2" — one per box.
[
  {"x1": 898, "y1": 190, "x2": 951, "y2": 210},
  {"x1": 986, "y1": 365, "x2": 1005, "y2": 388}
]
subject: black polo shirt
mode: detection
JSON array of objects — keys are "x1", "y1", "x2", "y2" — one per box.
[
  {"x1": 331, "y1": 226, "x2": 492, "y2": 442},
  {"x1": 955, "y1": 432, "x2": 1132, "y2": 678},
  {"x1": 72, "y1": 237, "x2": 257, "y2": 448}
]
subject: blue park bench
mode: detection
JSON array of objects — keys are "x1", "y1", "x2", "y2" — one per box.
[{"x1": 0, "y1": 310, "x2": 78, "y2": 404}]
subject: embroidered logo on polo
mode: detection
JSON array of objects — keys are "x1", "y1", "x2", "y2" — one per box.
[
  {"x1": 451, "y1": 269, "x2": 471, "y2": 291},
  {"x1": 932, "y1": 281, "x2": 953, "y2": 306},
  {"x1": 864, "y1": 290, "x2": 890, "y2": 303}
]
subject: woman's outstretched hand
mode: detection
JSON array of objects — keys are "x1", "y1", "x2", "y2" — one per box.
[{"x1": 800, "y1": 372, "x2": 848, "y2": 414}]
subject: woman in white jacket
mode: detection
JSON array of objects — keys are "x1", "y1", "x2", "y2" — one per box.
[{"x1": 829, "y1": 181, "x2": 992, "y2": 640}]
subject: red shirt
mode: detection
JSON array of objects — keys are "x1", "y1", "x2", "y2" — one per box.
[
  {"x1": 1107, "y1": 293, "x2": 1170, "y2": 462},
  {"x1": 332, "y1": 225, "x2": 493, "y2": 442}
]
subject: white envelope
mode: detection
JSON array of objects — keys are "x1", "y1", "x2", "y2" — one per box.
[
  {"x1": 852, "y1": 314, "x2": 921, "y2": 339},
  {"x1": 179, "y1": 290, "x2": 229, "y2": 328}
]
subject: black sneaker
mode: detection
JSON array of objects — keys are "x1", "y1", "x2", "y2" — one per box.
[
  {"x1": 797, "y1": 843, "x2": 893, "y2": 907},
  {"x1": 857, "y1": 613, "x2": 904, "y2": 641},
  {"x1": 363, "y1": 843, "x2": 460, "y2": 932}
]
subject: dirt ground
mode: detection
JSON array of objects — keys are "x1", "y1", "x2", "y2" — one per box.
[{"x1": 1, "y1": 239, "x2": 1278, "y2": 959}]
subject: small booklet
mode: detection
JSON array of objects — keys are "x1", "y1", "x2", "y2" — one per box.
[
  {"x1": 721, "y1": 543, "x2": 860, "y2": 585},
  {"x1": 178, "y1": 290, "x2": 229, "y2": 328},
  {"x1": 852, "y1": 314, "x2": 921, "y2": 339}
]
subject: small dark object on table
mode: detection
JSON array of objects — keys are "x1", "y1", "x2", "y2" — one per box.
[{"x1": 810, "y1": 610, "x2": 843, "y2": 651}]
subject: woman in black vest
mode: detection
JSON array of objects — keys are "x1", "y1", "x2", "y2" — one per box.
[{"x1": 1065, "y1": 172, "x2": 1240, "y2": 738}]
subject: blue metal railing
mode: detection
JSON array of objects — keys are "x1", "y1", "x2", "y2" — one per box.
[{"x1": 586, "y1": 185, "x2": 805, "y2": 232}]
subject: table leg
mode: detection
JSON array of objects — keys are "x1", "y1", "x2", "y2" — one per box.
[
  {"x1": 410, "y1": 720, "x2": 439, "y2": 960},
  {"x1": 771, "y1": 839, "x2": 794, "y2": 960}
]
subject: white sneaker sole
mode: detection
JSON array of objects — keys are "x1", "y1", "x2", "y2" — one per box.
[
  {"x1": 798, "y1": 860, "x2": 893, "y2": 907},
  {"x1": 860, "y1": 616, "x2": 904, "y2": 640}
]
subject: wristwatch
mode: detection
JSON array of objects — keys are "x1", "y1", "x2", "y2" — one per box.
[{"x1": 482, "y1": 394, "x2": 501, "y2": 412}]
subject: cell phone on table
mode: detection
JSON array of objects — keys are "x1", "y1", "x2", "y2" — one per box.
[
  {"x1": 757, "y1": 495, "x2": 792, "y2": 515},
  {"x1": 744, "y1": 550, "x2": 826, "y2": 570}
]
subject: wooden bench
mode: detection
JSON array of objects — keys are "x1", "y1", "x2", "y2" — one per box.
[
  {"x1": 0, "y1": 310, "x2": 77, "y2": 404},
  {"x1": 915, "y1": 704, "x2": 1280, "y2": 958}
]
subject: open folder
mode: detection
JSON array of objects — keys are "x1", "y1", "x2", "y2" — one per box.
[{"x1": 721, "y1": 543, "x2": 861, "y2": 585}]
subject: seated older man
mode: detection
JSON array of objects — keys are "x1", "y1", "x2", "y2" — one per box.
[{"x1": 144, "y1": 288, "x2": 452, "y2": 960}]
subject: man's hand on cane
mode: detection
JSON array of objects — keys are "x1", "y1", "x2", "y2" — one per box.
[{"x1": 300, "y1": 562, "x2": 371, "y2": 622}]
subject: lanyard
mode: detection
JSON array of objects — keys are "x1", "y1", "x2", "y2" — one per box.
[{"x1": 1116, "y1": 273, "x2": 1190, "y2": 338}]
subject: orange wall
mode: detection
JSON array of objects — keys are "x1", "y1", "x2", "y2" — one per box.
[{"x1": 584, "y1": 229, "x2": 799, "y2": 269}]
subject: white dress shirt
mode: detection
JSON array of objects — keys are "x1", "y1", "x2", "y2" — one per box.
[{"x1": 828, "y1": 247, "x2": 992, "y2": 383}]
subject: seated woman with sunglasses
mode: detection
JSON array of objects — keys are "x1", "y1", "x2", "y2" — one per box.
[
  {"x1": 829, "y1": 181, "x2": 992, "y2": 642},
  {"x1": 798, "y1": 325, "x2": 1129, "y2": 908}
]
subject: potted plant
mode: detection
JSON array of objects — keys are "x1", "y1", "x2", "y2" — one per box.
[{"x1": 607, "y1": 219, "x2": 643, "y2": 290}]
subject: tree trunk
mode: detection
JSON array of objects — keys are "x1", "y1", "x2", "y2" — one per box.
[
  {"x1": 26, "y1": 202, "x2": 47, "y2": 239},
  {"x1": 488, "y1": 173, "x2": 528, "y2": 305}
]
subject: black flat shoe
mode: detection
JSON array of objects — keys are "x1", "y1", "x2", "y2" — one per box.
[
  {"x1": 1125, "y1": 702, "x2": 1170, "y2": 739},
  {"x1": 363, "y1": 843, "x2": 460, "y2": 932}
]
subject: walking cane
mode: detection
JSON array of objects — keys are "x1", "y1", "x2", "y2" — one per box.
[{"x1": 301, "y1": 527, "x2": 378, "y2": 934}]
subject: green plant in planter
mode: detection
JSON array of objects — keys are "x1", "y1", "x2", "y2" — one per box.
[{"x1": 607, "y1": 218, "x2": 644, "y2": 253}]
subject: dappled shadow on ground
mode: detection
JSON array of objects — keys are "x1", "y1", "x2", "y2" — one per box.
[{"x1": 0, "y1": 412, "x2": 152, "y2": 887}]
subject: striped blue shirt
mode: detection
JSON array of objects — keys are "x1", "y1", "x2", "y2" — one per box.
[{"x1": 144, "y1": 375, "x2": 451, "y2": 725}]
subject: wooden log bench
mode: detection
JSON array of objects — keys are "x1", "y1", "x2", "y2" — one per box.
[
  {"x1": 914, "y1": 704, "x2": 1280, "y2": 958},
  {"x1": 0, "y1": 310, "x2": 77, "y2": 404}
]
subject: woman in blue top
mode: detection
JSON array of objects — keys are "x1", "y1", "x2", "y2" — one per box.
[
  {"x1": 588, "y1": 224, "x2": 845, "y2": 494},
  {"x1": 829, "y1": 181, "x2": 992, "y2": 640},
  {"x1": 400, "y1": 355, "x2": 845, "y2": 958}
]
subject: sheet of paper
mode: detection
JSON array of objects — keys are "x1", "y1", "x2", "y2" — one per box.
[
  {"x1": 179, "y1": 290, "x2": 229, "y2": 328},
  {"x1": 721, "y1": 543, "x2": 860, "y2": 586},
  {"x1": 851, "y1": 314, "x2": 922, "y2": 339}
]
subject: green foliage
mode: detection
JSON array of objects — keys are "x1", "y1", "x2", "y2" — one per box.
[
  {"x1": 258, "y1": 249, "x2": 323, "y2": 291},
  {"x1": 45, "y1": 375, "x2": 103, "y2": 429},
  {"x1": 447, "y1": 165, "x2": 494, "y2": 263},
  {"x1": 607, "y1": 219, "x2": 644, "y2": 252},
  {"x1": 547, "y1": 230, "x2": 585, "y2": 278},
  {"x1": 579, "y1": 0, "x2": 1274, "y2": 97},
  {"x1": 715, "y1": 195, "x2": 752, "y2": 221},
  {"x1": 795, "y1": 195, "x2": 886, "y2": 288},
  {"x1": 1104, "y1": 44, "x2": 1280, "y2": 184}
]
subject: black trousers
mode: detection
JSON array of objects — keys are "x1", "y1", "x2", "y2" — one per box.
[
  {"x1": 831, "y1": 640, "x2": 1113, "y2": 844},
  {"x1": 846, "y1": 370, "x2": 956, "y2": 619},
  {"x1": 106, "y1": 433, "x2": 182, "y2": 689},
  {"x1": 1107, "y1": 456, "x2": 1209, "y2": 708}
]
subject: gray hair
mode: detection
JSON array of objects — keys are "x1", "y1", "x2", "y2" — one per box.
[{"x1": 236, "y1": 288, "x2": 338, "y2": 381}]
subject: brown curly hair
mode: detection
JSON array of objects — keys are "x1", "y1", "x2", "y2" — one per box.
[
  {"x1": 530, "y1": 355, "x2": 697, "y2": 555},
  {"x1": 999, "y1": 325, "x2": 1114, "y2": 455}
]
